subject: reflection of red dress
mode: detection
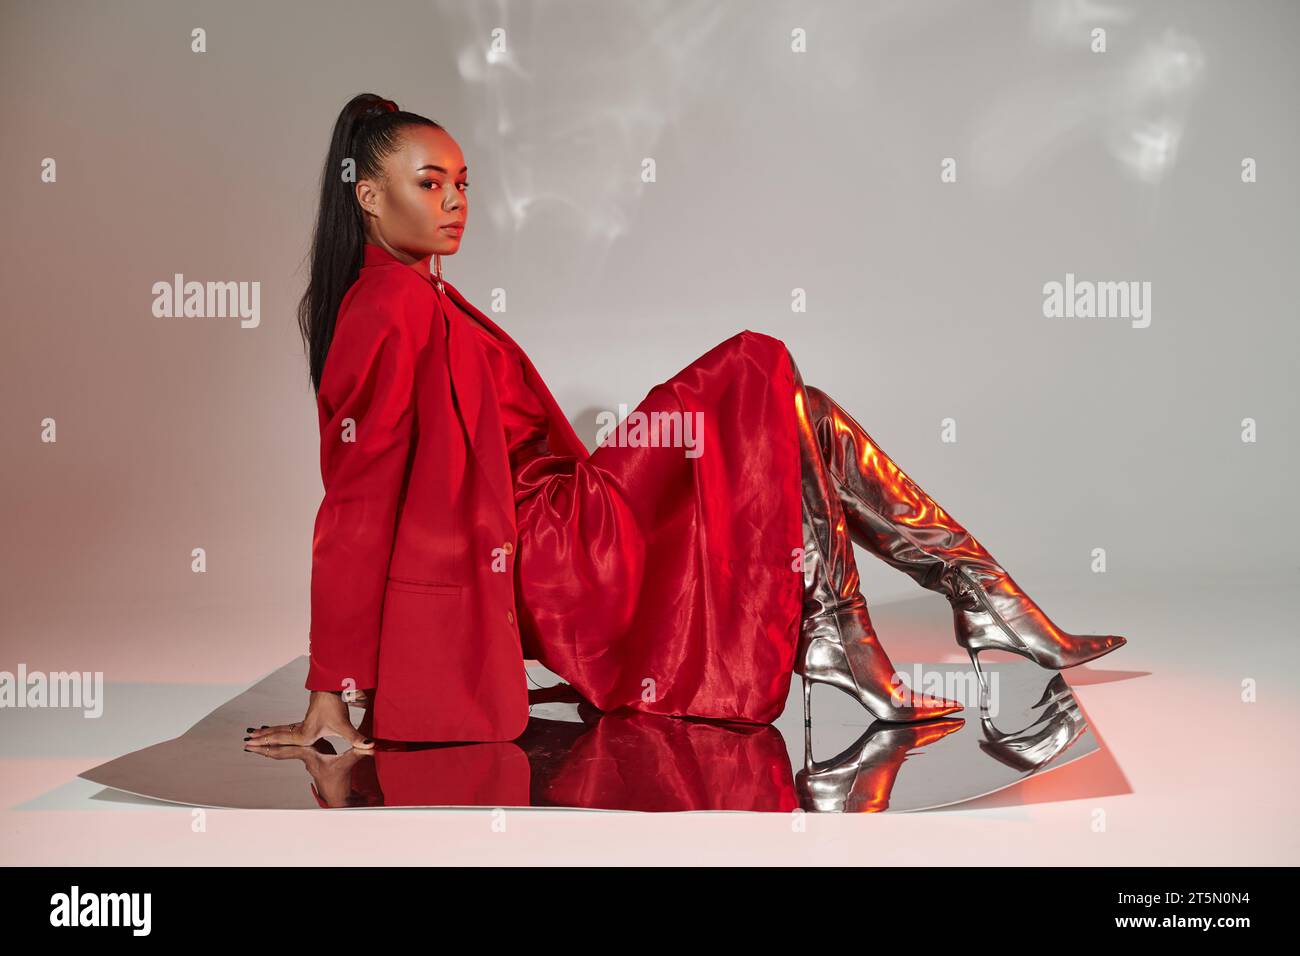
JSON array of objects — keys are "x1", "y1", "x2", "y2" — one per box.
[{"x1": 446, "y1": 297, "x2": 803, "y2": 725}]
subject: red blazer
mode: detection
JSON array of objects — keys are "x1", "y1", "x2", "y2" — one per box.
[{"x1": 306, "y1": 243, "x2": 588, "y2": 742}]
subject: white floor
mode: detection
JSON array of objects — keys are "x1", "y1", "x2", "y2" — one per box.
[{"x1": 1, "y1": 568, "x2": 1296, "y2": 865}]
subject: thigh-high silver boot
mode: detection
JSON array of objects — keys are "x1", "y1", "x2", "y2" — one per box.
[
  {"x1": 797, "y1": 375, "x2": 1126, "y2": 688},
  {"x1": 792, "y1": 356, "x2": 964, "y2": 723}
]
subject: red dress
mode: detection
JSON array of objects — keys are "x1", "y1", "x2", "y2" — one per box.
[{"x1": 443, "y1": 296, "x2": 805, "y2": 725}]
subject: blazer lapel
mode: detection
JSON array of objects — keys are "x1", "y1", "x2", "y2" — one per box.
[
  {"x1": 364, "y1": 247, "x2": 523, "y2": 529},
  {"x1": 443, "y1": 282, "x2": 590, "y2": 461},
  {"x1": 442, "y1": 293, "x2": 516, "y2": 528}
]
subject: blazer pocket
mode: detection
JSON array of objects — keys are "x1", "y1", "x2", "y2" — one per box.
[{"x1": 385, "y1": 576, "x2": 464, "y2": 596}]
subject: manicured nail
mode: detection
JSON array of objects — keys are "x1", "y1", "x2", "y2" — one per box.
[
  {"x1": 245, "y1": 727, "x2": 254, "y2": 733},
  {"x1": 242, "y1": 736, "x2": 251, "y2": 741},
  {"x1": 260, "y1": 725, "x2": 268, "y2": 729},
  {"x1": 363, "y1": 739, "x2": 374, "y2": 744}
]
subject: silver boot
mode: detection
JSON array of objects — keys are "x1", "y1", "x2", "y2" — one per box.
[
  {"x1": 792, "y1": 354, "x2": 964, "y2": 725},
  {"x1": 799, "y1": 380, "x2": 1126, "y2": 688}
]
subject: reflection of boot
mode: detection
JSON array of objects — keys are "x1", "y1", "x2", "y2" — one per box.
[
  {"x1": 792, "y1": 356, "x2": 963, "y2": 724},
  {"x1": 797, "y1": 718, "x2": 964, "y2": 813},
  {"x1": 977, "y1": 675, "x2": 1087, "y2": 772},
  {"x1": 797, "y1": 374, "x2": 1126, "y2": 686}
]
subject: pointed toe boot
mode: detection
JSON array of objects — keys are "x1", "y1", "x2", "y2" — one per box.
[{"x1": 793, "y1": 367, "x2": 1127, "y2": 684}]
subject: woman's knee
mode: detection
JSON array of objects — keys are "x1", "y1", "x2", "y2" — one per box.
[
  {"x1": 737, "y1": 328, "x2": 787, "y2": 353},
  {"x1": 732, "y1": 329, "x2": 795, "y2": 376}
]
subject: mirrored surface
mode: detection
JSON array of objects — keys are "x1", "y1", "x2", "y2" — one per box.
[{"x1": 78, "y1": 657, "x2": 1097, "y2": 812}]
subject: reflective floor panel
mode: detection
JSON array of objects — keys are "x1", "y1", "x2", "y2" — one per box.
[{"x1": 78, "y1": 656, "x2": 1098, "y2": 812}]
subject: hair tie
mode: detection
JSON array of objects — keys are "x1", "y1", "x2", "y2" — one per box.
[{"x1": 362, "y1": 98, "x2": 398, "y2": 122}]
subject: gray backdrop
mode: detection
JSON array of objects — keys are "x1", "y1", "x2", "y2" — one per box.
[{"x1": 2, "y1": 0, "x2": 1295, "y2": 657}]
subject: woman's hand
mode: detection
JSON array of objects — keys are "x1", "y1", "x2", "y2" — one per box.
[
  {"x1": 244, "y1": 739, "x2": 376, "y2": 807},
  {"x1": 245, "y1": 690, "x2": 376, "y2": 751}
]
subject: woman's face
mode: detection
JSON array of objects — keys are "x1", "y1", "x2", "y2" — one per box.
[{"x1": 357, "y1": 124, "x2": 468, "y2": 263}]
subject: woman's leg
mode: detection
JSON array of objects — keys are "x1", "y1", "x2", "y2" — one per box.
[
  {"x1": 791, "y1": 352, "x2": 962, "y2": 723},
  {"x1": 797, "y1": 376, "x2": 1126, "y2": 674}
]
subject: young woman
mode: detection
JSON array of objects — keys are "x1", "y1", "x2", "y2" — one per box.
[{"x1": 245, "y1": 93, "x2": 1126, "y2": 751}]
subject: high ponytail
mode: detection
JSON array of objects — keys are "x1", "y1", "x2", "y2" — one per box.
[{"x1": 297, "y1": 93, "x2": 442, "y2": 394}]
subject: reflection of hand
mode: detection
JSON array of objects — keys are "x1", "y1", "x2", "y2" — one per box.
[
  {"x1": 245, "y1": 690, "x2": 375, "y2": 751},
  {"x1": 244, "y1": 739, "x2": 375, "y2": 807}
]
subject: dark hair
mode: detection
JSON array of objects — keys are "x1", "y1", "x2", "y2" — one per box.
[{"x1": 297, "y1": 93, "x2": 443, "y2": 394}]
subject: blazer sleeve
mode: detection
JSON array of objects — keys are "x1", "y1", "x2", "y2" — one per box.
[{"x1": 305, "y1": 281, "x2": 428, "y2": 693}]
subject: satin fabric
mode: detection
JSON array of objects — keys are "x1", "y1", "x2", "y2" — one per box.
[
  {"x1": 315, "y1": 715, "x2": 797, "y2": 811},
  {"x1": 454, "y1": 297, "x2": 805, "y2": 724},
  {"x1": 307, "y1": 241, "x2": 803, "y2": 741}
]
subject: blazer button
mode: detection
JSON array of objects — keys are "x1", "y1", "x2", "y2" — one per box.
[
  {"x1": 506, "y1": 610, "x2": 515, "y2": 624},
  {"x1": 502, "y1": 541, "x2": 514, "y2": 555}
]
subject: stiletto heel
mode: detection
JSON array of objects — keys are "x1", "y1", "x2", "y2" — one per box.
[
  {"x1": 967, "y1": 645, "x2": 987, "y2": 692},
  {"x1": 802, "y1": 704, "x2": 814, "y2": 774},
  {"x1": 801, "y1": 674, "x2": 812, "y2": 726}
]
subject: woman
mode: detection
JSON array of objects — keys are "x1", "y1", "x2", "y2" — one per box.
[{"x1": 246, "y1": 94, "x2": 1126, "y2": 751}]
